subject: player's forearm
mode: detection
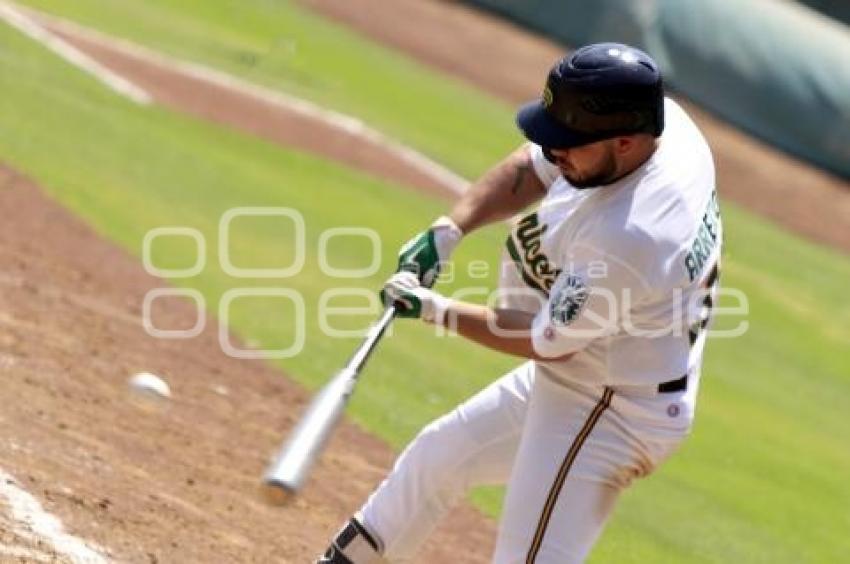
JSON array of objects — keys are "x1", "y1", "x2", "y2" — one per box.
[
  {"x1": 448, "y1": 146, "x2": 545, "y2": 234},
  {"x1": 435, "y1": 300, "x2": 551, "y2": 360}
]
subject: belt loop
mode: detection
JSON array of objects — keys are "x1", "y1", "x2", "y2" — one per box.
[{"x1": 657, "y1": 374, "x2": 688, "y2": 394}]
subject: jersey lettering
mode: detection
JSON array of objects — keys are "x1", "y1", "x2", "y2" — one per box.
[
  {"x1": 689, "y1": 262, "x2": 720, "y2": 347},
  {"x1": 506, "y1": 213, "x2": 561, "y2": 295},
  {"x1": 685, "y1": 190, "x2": 722, "y2": 281}
]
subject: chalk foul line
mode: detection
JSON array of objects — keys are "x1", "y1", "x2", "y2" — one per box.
[{"x1": 0, "y1": 467, "x2": 110, "y2": 563}]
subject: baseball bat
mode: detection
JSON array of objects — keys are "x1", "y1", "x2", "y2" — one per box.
[{"x1": 262, "y1": 305, "x2": 397, "y2": 505}]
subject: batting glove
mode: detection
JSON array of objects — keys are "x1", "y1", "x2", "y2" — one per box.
[
  {"x1": 396, "y1": 216, "x2": 463, "y2": 288},
  {"x1": 383, "y1": 271, "x2": 450, "y2": 323}
]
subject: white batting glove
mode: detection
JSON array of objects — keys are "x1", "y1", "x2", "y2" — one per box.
[{"x1": 383, "y1": 271, "x2": 450, "y2": 323}]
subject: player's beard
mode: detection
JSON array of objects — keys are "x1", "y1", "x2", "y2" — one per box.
[{"x1": 560, "y1": 146, "x2": 620, "y2": 189}]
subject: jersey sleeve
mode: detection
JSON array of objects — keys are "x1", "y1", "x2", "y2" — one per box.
[
  {"x1": 531, "y1": 239, "x2": 652, "y2": 359},
  {"x1": 527, "y1": 143, "x2": 561, "y2": 190}
]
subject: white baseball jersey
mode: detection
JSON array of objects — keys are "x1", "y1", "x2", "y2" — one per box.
[{"x1": 500, "y1": 97, "x2": 722, "y2": 391}]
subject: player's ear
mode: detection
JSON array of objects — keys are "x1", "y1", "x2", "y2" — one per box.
[{"x1": 612, "y1": 135, "x2": 635, "y2": 155}]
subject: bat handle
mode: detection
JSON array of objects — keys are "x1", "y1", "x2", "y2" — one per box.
[{"x1": 346, "y1": 305, "x2": 397, "y2": 376}]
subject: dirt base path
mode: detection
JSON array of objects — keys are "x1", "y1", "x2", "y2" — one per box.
[
  {"x1": 302, "y1": 0, "x2": 850, "y2": 254},
  {"x1": 0, "y1": 168, "x2": 494, "y2": 562},
  {"x1": 27, "y1": 8, "x2": 464, "y2": 200}
]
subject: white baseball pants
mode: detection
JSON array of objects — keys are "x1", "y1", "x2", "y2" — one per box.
[{"x1": 358, "y1": 362, "x2": 695, "y2": 563}]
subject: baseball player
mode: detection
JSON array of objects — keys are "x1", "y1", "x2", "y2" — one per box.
[{"x1": 318, "y1": 42, "x2": 722, "y2": 563}]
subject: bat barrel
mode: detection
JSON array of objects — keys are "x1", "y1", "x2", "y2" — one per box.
[
  {"x1": 262, "y1": 368, "x2": 356, "y2": 504},
  {"x1": 261, "y1": 306, "x2": 396, "y2": 505}
]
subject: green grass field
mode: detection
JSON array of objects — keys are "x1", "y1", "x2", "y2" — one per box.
[{"x1": 3, "y1": 1, "x2": 849, "y2": 561}]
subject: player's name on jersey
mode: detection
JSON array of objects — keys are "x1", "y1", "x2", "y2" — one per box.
[{"x1": 685, "y1": 190, "x2": 722, "y2": 282}]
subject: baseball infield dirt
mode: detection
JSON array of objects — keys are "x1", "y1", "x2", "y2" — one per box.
[{"x1": 0, "y1": 168, "x2": 493, "y2": 562}]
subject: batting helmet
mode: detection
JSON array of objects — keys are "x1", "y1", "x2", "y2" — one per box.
[{"x1": 516, "y1": 43, "x2": 664, "y2": 148}]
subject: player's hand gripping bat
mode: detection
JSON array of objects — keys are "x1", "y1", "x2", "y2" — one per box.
[{"x1": 262, "y1": 305, "x2": 397, "y2": 504}]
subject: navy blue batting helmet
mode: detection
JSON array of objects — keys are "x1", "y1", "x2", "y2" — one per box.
[{"x1": 516, "y1": 43, "x2": 664, "y2": 148}]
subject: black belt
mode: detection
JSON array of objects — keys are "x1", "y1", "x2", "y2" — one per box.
[{"x1": 657, "y1": 374, "x2": 688, "y2": 393}]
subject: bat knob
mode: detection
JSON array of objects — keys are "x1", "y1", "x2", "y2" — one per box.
[{"x1": 261, "y1": 479, "x2": 297, "y2": 506}]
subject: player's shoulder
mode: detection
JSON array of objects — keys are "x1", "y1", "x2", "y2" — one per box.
[
  {"x1": 628, "y1": 99, "x2": 716, "y2": 235},
  {"x1": 659, "y1": 98, "x2": 714, "y2": 169}
]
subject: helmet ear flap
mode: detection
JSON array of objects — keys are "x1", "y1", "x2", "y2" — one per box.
[{"x1": 654, "y1": 83, "x2": 665, "y2": 136}]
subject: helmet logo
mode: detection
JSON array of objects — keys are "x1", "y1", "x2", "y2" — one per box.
[
  {"x1": 542, "y1": 86, "x2": 554, "y2": 108},
  {"x1": 607, "y1": 47, "x2": 639, "y2": 63}
]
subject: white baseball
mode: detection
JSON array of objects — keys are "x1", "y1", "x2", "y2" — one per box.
[{"x1": 128, "y1": 372, "x2": 171, "y2": 400}]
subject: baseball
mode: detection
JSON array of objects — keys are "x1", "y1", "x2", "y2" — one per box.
[{"x1": 128, "y1": 372, "x2": 171, "y2": 401}]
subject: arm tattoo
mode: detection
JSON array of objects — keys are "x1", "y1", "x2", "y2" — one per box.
[{"x1": 510, "y1": 162, "x2": 531, "y2": 195}]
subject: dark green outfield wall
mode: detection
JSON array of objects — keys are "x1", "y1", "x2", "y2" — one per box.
[
  {"x1": 464, "y1": 0, "x2": 850, "y2": 180},
  {"x1": 796, "y1": 0, "x2": 850, "y2": 26}
]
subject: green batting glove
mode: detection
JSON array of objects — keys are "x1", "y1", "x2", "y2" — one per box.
[{"x1": 396, "y1": 216, "x2": 463, "y2": 288}]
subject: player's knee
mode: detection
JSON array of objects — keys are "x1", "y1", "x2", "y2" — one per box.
[
  {"x1": 404, "y1": 412, "x2": 475, "y2": 481},
  {"x1": 316, "y1": 516, "x2": 387, "y2": 564}
]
